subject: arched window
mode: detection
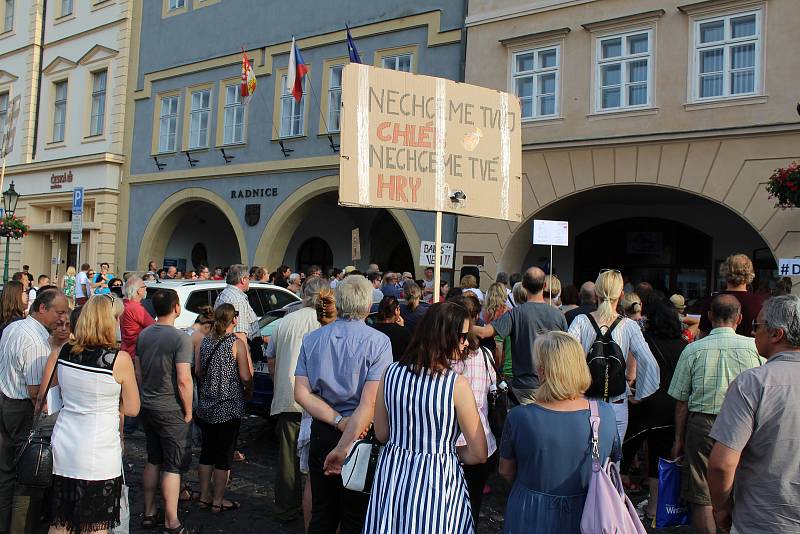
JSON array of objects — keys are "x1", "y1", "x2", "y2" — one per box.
[{"x1": 296, "y1": 237, "x2": 333, "y2": 276}]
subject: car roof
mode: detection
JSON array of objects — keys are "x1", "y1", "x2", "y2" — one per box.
[{"x1": 144, "y1": 280, "x2": 297, "y2": 295}]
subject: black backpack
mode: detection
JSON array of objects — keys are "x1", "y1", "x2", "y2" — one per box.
[{"x1": 585, "y1": 314, "x2": 626, "y2": 401}]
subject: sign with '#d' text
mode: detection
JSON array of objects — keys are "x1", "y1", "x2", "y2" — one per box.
[
  {"x1": 778, "y1": 258, "x2": 800, "y2": 277},
  {"x1": 338, "y1": 63, "x2": 522, "y2": 221},
  {"x1": 419, "y1": 241, "x2": 454, "y2": 269},
  {"x1": 533, "y1": 219, "x2": 569, "y2": 247}
]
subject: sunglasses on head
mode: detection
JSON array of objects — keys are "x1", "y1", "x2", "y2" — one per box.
[{"x1": 599, "y1": 268, "x2": 622, "y2": 275}]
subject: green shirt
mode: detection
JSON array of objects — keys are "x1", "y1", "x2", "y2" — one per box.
[{"x1": 668, "y1": 327, "x2": 763, "y2": 415}]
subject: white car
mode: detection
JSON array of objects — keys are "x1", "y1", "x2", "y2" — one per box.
[{"x1": 144, "y1": 280, "x2": 300, "y2": 329}]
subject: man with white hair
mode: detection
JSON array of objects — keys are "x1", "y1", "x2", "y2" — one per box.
[
  {"x1": 214, "y1": 264, "x2": 260, "y2": 358},
  {"x1": 288, "y1": 273, "x2": 302, "y2": 297},
  {"x1": 294, "y1": 275, "x2": 392, "y2": 533},
  {"x1": 708, "y1": 295, "x2": 800, "y2": 534}
]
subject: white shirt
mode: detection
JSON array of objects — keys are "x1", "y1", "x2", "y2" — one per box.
[
  {"x1": 0, "y1": 316, "x2": 51, "y2": 399},
  {"x1": 266, "y1": 307, "x2": 320, "y2": 414},
  {"x1": 75, "y1": 271, "x2": 91, "y2": 299}
]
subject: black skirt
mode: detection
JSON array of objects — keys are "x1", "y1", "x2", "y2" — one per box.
[{"x1": 51, "y1": 474, "x2": 122, "y2": 533}]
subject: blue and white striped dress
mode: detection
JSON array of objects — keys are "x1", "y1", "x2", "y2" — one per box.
[{"x1": 364, "y1": 361, "x2": 474, "y2": 534}]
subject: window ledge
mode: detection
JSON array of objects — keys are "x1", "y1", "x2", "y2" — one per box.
[
  {"x1": 151, "y1": 150, "x2": 177, "y2": 157},
  {"x1": 318, "y1": 132, "x2": 340, "y2": 137},
  {"x1": 0, "y1": 30, "x2": 14, "y2": 40},
  {"x1": 54, "y1": 13, "x2": 76, "y2": 25},
  {"x1": 91, "y1": 0, "x2": 115, "y2": 12},
  {"x1": 521, "y1": 116, "x2": 565, "y2": 126},
  {"x1": 81, "y1": 135, "x2": 106, "y2": 144},
  {"x1": 216, "y1": 142, "x2": 247, "y2": 149},
  {"x1": 185, "y1": 146, "x2": 211, "y2": 153},
  {"x1": 587, "y1": 107, "x2": 659, "y2": 120},
  {"x1": 272, "y1": 135, "x2": 306, "y2": 142},
  {"x1": 44, "y1": 141, "x2": 67, "y2": 150},
  {"x1": 684, "y1": 95, "x2": 767, "y2": 111}
]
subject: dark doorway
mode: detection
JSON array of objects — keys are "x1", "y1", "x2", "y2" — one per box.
[
  {"x1": 370, "y1": 211, "x2": 415, "y2": 275},
  {"x1": 296, "y1": 237, "x2": 333, "y2": 275},
  {"x1": 574, "y1": 218, "x2": 712, "y2": 299}
]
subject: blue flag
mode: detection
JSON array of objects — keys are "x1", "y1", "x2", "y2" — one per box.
[{"x1": 346, "y1": 27, "x2": 362, "y2": 64}]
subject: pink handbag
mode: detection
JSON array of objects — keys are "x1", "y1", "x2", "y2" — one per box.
[{"x1": 580, "y1": 400, "x2": 647, "y2": 534}]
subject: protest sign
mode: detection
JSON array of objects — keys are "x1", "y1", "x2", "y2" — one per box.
[{"x1": 419, "y1": 241, "x2": 454, "y2": 269}]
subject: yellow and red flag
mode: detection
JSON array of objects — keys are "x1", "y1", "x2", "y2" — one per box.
[{"x1": 241, "y1": 49, "x2": 257, "y2": 106}]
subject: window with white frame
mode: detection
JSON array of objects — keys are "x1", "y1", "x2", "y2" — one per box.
[
  {"x1": 694, "y1": 11, "x2": 760, "y2": 100},
  {"x1": 280, "y1": 74, "x2": 305, "y2": 137},
  {"x1": 169, "y1": 0, "x2": 185, "y2": 10},
  {"x1": 52, "y1": 80, "x2": 67, "y2": 143},
  {"x1": 0, "y1": 92, "x2": 8, "y2": 139},
  {"x1": 327, "y1": 64, "x2": 343, "y2": 132},
  {"x1": 188, "y1": 88, "x2": 211, "y2": 149},
  {"x1": 158, "y1": 95, "x2": 179, "y2": 152},
  {"x1": 3, "y1": 0, "x2": 13, "y2": 32},
  {"x1": 223, "y1": 84, "x2": 244, "y2": 145},
  {"x1": 513, "y1": 46, "x2": 559, "y2": 119},
  {"x1": 60, "y1": 0, "x2": 73, "y2": 17},
  {"x1": 89, "y1": 70, "x2": 106, "y2": 136},
  {"x1": 381, "y1": 54, "x2": 412, "y2": 72},
  {"x1": 596, "y1": 30, "x2": 652, "y2": 111}
]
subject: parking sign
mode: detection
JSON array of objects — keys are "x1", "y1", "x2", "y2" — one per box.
[{"x1": 72, "y1": 187, "x2": 84, "y2": 215}]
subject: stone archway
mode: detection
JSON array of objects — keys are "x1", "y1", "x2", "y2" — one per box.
[
  {"x1": 137, "y1": 187, "x2": 248, "y2": 269},
  {"x1": 253, "y1": 175, "x2": 422, "y2": 275}
]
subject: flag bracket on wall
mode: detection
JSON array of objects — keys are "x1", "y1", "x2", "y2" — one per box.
[
  {"x1": 153, "y1": 156, "x2": 166, "y2": 171},
  {"x1": 219, "y1": 148, "x2": 235, "y2": 164},
  {"x1": 328, "y1": 135, "x2": 339, "y2": 153},
  {"x1": 279, "y1": 140, "x2": 294, "y2": 158},
  {"x1": 184, "y1": 151, "x2": 199, "y2": 167}
]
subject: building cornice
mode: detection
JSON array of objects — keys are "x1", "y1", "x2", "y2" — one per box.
[
  {"x1": 5, "y1": 153, "x2": 125, "y2": 175},
  {"x1": 678, "y1": 0, "x2": 767, "y2": 15},
  {"x1": 581, "y1": 9, "x2": 665, "y2": 32},
  {"x1": 466, "y1": 0, "x2": 599, "y2": 28},
  {"x1": 499, "y1": 27, "x2": 570, "y2": 47}
]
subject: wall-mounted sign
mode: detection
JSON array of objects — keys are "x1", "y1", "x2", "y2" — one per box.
[
  {"x1": 50, "y1": 170, "x2": 74, "y2": 190},
  {"x1": 779, "y1": 258, "x2": 800, "y2": 277},
  {"x1": 230, "y1": 188, "x2": 278, "y2": 199}
]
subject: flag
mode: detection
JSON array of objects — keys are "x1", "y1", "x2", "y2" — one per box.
[
  {"x1": 240, "y1": 49, "x2": 257, "y2": 106},
  {"x1": 346, "y1": 27, "x2": 362, "y2": 64},
  {"x1": 287, "y1": 37, "x2": 309, "y2": 103}
]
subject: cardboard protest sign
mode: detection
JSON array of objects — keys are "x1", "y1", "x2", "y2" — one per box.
[{"x1": 338, "y1": 63, "x2": 522, "y2": 221}]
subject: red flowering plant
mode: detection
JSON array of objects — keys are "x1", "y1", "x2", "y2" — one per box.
[
  {"x1": 0, "y1": 215, "x2": 29, "y2": 240},
  {"x1": 766, "y1": 162, "x2": 800, "y2": 209}
]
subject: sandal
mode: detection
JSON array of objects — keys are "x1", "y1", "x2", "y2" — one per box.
[
  {"x1": 211, "y1": 500, "x2": 240, "y2": 513},
  {"x1": 142, "y1": 509, "x2": 164, "y2": 529},
  {"x1": 197, "y1": 499, "x2": 212, "y2": 509},
  {"x1": 232, "y1": 451, "x2": 246, "y2": 462},
  {"x1": 162, "y1": 523, "x2": 201, "y2": 533},
  {"x1": 179, "y1": 483, "x2": 200, "y2": 502}
]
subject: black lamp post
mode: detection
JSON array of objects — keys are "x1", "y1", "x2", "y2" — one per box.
[{"x1": 2, "y1": 181, "x2": 20, "y2": 283}]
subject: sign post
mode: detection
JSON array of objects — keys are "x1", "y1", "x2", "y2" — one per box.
[
  {"x1": 533, "y1": 219, "x2": 569, "y2": 305},
  {"x1": 71, "y1": 187, "x2": 84, "y2": 266}
]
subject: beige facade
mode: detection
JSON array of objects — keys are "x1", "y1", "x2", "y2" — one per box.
[
  {"x1": 0, "y1": 0, "x2": 132, "y2": 278},
  {"x1": 459, "y1": 0, "x2": 799, "y2": 293}
]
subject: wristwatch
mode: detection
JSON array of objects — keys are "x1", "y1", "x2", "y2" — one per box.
[{"x1": 333, "y1": 414, "x2": 343, "y2": 429}]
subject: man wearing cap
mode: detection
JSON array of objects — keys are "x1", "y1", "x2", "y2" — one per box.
[{"x1": 671, "y1": 294, "x2": 700, "y2": 341}]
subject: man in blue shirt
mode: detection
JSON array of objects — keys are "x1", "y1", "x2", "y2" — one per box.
[{"x1": 93, "y1": 262, "x2": 114, "y2": 295}]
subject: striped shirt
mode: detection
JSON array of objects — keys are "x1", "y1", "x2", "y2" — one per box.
[
  {"x1": 0, "y1": 315, "x2": 52, "y2": 399},
  {"x1": 214, "y1": 285, "x2": 259, "y2": 339},
  {"x1": 569, "y1": 314, "x2": 660, "y2": 402},
  {"x1": 668, "y1": 327, "x2": 763, "y2": 415}
]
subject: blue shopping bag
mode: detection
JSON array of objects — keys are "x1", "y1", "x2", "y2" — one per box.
[{"x1": 656, "y1": 457, "x2": 690, "y2": 528}]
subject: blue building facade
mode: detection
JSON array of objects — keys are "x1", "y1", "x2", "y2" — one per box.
[{"x1": 118, "y1": 0, "x2": 465, "y2": 277}]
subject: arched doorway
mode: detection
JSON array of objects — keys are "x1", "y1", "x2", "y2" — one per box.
[
  {"x1": 296, "y1": 237, "x2": 334, "y2": 275},
  {"x1": 138, "y1": 188, "x2": 247, "y2": 270},
  {"x1": 370, "y1": 211, "x2": 415, "y2": 275}
]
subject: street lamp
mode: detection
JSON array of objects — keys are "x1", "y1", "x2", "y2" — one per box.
[{"x1": 2, "y1": 181, "x2": 20, "y2": 284}]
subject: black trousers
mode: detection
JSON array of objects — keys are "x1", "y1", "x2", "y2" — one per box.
[
  {"x1": 462, "y1": 453, "x2": 495, "y2": 525},
  {"x1": 307, "y1": 420, "x2": 370, "y2": 534}
]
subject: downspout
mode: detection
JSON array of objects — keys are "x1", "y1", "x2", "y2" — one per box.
[
  {"x1": 452, "y1": 0, "x2": 468, "y2": 286},
  {"x1": 31, "y1": 0, "x2": 47, "y2": 160}
]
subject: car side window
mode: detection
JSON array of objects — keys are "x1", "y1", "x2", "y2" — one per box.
[
  {"x1": 246, "y1": 289, "x2": 266, "y2": 316},
  {"x1": 185, "y1": 290, "x2": 211, "y2": 313},
  {"x1": 268, "y1": 288, "x2": 297, "y2": 310}
]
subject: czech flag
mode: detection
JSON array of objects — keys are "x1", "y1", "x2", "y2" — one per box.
[
  {"x1": 287, "y1": 38, "x2": 309, "y2": 103},
  {"x1": 240, "y1": 49, "x2": 256, "y2": 106}
]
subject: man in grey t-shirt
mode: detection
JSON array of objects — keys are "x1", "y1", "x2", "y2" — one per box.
[
  {"x1": 136, "y1": 289, "x2": 196, "y2": 533},
  {"x1": 473, "y1": 267, "x2": 567, "y2": 405},
  {"x1": 708, "y1": 295, "x2": 800, "y2": 534}
]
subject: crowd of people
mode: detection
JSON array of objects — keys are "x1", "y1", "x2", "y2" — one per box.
[{"x1": 0, "y1": 253, "x2": 796, "y2": 533}]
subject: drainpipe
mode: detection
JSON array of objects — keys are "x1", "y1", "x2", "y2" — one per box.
[
  {"x1": 31, "y1": 0, "x2": 47, "y2": 160},
  {"x1": 452, "y1": 0, "x2": 468, "y2": 286}
]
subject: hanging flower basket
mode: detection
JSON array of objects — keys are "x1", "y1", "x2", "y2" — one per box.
[
  {"x1": 0, "y1": 215, "x2": 29, "y2": 240},
  {"x1": 766, "y1": 162, "x2": 800, "y2": 209}
]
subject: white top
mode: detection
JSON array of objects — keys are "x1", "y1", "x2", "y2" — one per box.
[
  {"x1": 52, "y1": 347, "x2": 122, "y2": 480},
  {"x1": 74, "y1": 271, "x2": 91, "y2": 299},
  {"x1": 0, "y1": 316, "x2": 51, "y2": 400},
  {"x1": 266, "y1": 307, "x2": 320, "y2": 415}
]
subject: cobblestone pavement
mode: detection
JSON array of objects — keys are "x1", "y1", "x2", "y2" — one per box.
[{"x1": 123, "y1": 416, "x2": 693, "y2": 533}]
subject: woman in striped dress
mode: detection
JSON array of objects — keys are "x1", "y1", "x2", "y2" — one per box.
[{"x1": 364, "y1": 302, "x2": 488, "y2": 534}]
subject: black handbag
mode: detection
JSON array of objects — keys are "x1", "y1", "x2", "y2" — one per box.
[
  {"x1": 15, "y1": 363, "x2": 57, "y2": 487},
  {"x1": 481, "y1": 347, "x2": 510, "y2": 438}
]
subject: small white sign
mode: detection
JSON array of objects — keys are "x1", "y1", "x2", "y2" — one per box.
[
  {"x1": 533, "y1": 219, "x2": 569, "y2": 247},
  {"x1": 778, "y1": 258, "x2": 800, "y2": 277},
  {"x1": 420, "y1": 241, "x2": 454, "y2": 269},
  {"x1": 70, "y1": 213, "x2": 83, "y2": 245}
]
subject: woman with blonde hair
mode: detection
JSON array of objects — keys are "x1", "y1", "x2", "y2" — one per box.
[
  {"x1": 568, "y1": 269, "x2": 660, "y2": 443},
  {"x1": 698, "y1": 252, "x2": 763, "y2": 337},
  {"x1": 60, "y1": 266, "x2": 77, "y2": 307},
  {"x1": 39, "y1": 294, "x2": 139, "y2": 534},
  {"x1": 543, "y1": 274, "x2": 562, "y2": 307},
  {"x1": 499, "y1": 331, "x2": 619, "y2": 533},
  {"x1": 400, "y1": 280, "x2": 429, "y2": 333}
]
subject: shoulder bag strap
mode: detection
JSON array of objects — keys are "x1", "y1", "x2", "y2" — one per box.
[
  {"x1": 606, "y1": 315, "x2": 624, "y2": 338},
  {"x1": 588, "y1": 399, "x2": 601, "y2": 460},
  {"x1": 586, "y1": 313, "x2": 604, "y2": 341},
  {"x1": 202, "y1": 335, "x2": 229, "y2": 374},
  {"x1": 479, "y1": 346, "x2": 497, "y2": 387},
  {"x1": 31, "y1": 355, "x2": 59, "y2": 426}
]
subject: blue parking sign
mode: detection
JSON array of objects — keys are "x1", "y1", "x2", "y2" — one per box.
[{"x1": 72, "y1": 187, "x2": 84, "y2": 215}]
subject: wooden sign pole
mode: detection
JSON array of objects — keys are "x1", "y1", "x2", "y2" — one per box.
[{"x1": 433, "y1": 211, "x2": 442, "y2": 304}]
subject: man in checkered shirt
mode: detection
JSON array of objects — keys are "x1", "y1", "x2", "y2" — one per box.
[
  {"x1": 668, "y1": 294, "x2": 763, "y2": 534},
  {"x1": 214, "y1": 264, "x2": 260, "y2": 356}
]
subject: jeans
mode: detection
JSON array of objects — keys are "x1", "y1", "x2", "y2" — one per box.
[
  {"x1": 610, "y1": 398, "x2": 629, "y2": 444},
  {"x1": 274, "y1": 413, "x2": 302, "y2": 521},
  {"x1": 307, "y1": 420, "x2": 369, "y2": 534}
]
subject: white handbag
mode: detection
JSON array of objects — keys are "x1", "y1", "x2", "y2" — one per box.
[{"x1": 341, "y1": 435, "x2": 383, "y2": 494}]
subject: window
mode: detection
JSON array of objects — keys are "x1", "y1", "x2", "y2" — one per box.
[
  {"x1": 188, "y1": 88, "x2": 211, "y2": 149},
  {"x1": 3, "y1": 0, "x2": 12, "y2": 32},
  {"x1": 52, "y1": 80, "x2": 67, "y2": 143},
  {"x1": 223, "y1": 83, "x2": 244, "y2": 144},
  {"x1": 158, "y1": 95, "x2": 179, "y2": 152},
  {"x1": 280, "y1": 74, "x2": 305, "y2": 137},
  {"x1": 89, "y1": 70, "x2": 106, "y2": 136},
  {"x1": 596, "y1": 31, "x2": 652, "y2": 111},
  {"x1": 60, "y1": 0, "x2": 73, "y2": 17},
  {"x1": 0, "y1": 93, "x2": 7, "y2": 138},
  {"x1": 694, "y1": 12, "x2": 760, "y2": 100},
  {"x1": 513, "y1": 46, "x2": 559, "y2": 119},
  {"x1": 169, "y1": 0, "x2": 185, "y2": 9},
  {"x1": 327, "y1": 64, "x2": 343, "y2": 132},
  {"x1": 382, "y1": 54, "x2": 412, "y2": 72}
]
